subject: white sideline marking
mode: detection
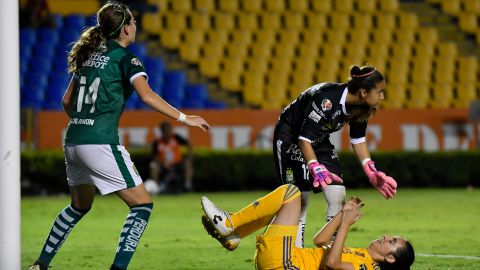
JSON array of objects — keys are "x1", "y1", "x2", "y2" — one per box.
[{"x1": 418, "y1": 253, "x2": 480, "y2": 260}]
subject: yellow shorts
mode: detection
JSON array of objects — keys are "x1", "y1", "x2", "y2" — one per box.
[{"x1": 254, "y1": 225, "x2": 325, "y2": 270}]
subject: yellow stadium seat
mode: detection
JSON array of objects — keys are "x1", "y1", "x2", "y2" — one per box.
[
  {"x1": 183, "y1": 29, "x2": 205, "y2": 46},
  {"x1": 220, "y1": 71, "x2": 242, "y2": 92},
  {"x1": 271, "y1": 57, "x2": 293, "y2": 73},
  {"x1": 395, "y1": 28, "x2": 415, "y2": 44},
  {"x1": 273, "y1": 43, "x2": 295, "y2": 59},
  {"x1": 194, "y1": 0, "x2": 214, "y2": 12},
  {"x1": 322, "y1": 45, "x2": 343, "y2": 58},
  {"x1": 431, "y1": 84, "x2": 453, "y2": 108},
  {"x1": 265, "y1": 0, "x2": 285, "y2": 12},
  {"x1": 164, "y1": 13, "x2": 187, "y2": 30},
  {"x1": 329, "y1": 13, "x2": 351, "y2": 29},
  {"x1": 242, "y1": 0, "x2": 262, "y2": 12},
  {"x1": 238, "y1": 13, "x2": 258, "y2": 31},
  {"x1": 246, "y1": 58, "x2": 269, "y2": 73},
  {"x1": 260, "y1": 13, "x2": 281, "y2": 29},
  {"x1": 390, "y1": 44, "x2": 412, "y2": 58},
  {"x1": 294, "y1": 56, "x2": 316, "y2": 73},
  {"x1": 364, "y1": 56, "x2": 386, "y2": 72},
  {"x1": 416, "y1": 28, "x2": 439, "y2": 44},
  {"x1": 411, "y1": 69, "x2": 432, "y2": 84},
  {"x1": 345, "y1": 43, "x2": 367, "y2": 59},
  {"x1": 397, "y1": 12, "x2": 419, "y2": 29},
  {"x1": 375, "y1": 13, "x2": 396, "y2": 30},
  {"x1": 334, "y1": 0, "x2": 354, "y2": 12},
  {"x1": 213, "y1": 13, "x2": 235, "y2": 30},
  {"x1": 189, "y1": 12, "x2": 211, "y2": 30},
  {"x1": 160, "y1": 29, "x2": 182, "y2": 49},
  {"x1": 206, "y1": 29, "x2": 229, "y2": 45},
  {"x1": 463, "y1": 0, "x2": 480, "y2": 13},
  {"x1": 348, "y1": 30, "x2": 369, "y2": 44},
  {"x1": 199, "y1": 58, "x2": 221, "y2": 78},
  {"x1": 202, "y1": 42, "x2": 225, "y2": 59},
  {"x1": 379, "y1": 0, "x2": 399, "y2": 12},
  {"x1": 278, "y1": 30, "x2": 300, "y2": 44},
  {"x1": 325, "y1": 29, "x2": 347, "y2": 43},
  {"x1": 311, "y1": 0, "x2": 332, "y2": 12},
  {"x1": 250, "y1": 43, "x2": 272, "y2": 58},
  {"x1": 437, "y1": 42, "x2": 458, "y2": 57},
  {"x1": 266, "y1": 81, "x2": 288, "y2": 102},
  {"x1": 142, "y1": 13, "x2": 162, "y2": 34},
  {"x1": 457, "y1": 56, "x2": 478, "y2": 83},
  {"x1": 298, "y1": 43, "x2": 320, "y2": 58},
  {"x1": 371, "y1": 29, "x2": 393, "y2": 44},
  {"x1": 47, "y1": 0, "x2": 98, "y2": 15},
  {"x1": 314, "y1": 68, "x2": 338, "y2": 84},
  {"x1": 243, "y1": 71, "x2": 265, "y2": 105},
  {"x1": 254, "y1": 29, "x2": 276, "y2": 45},
  {"x1": 226, "y1": 43, "x2": 249, "y2": 58},
  {"x1": 367, "y1": 43, "x2": 390, "y2": 58},
  {"x1": 408, "y1": 83, "x2": 431, "y2": 109},
  {"x1": 459, "y1": 13, "x2": 478, "y2": 33},
  {"x1": 231, "y1": 30, "x2": 253, "y2": 45},
  {"x1": 148, "y1": 0, "x2": 168, "y2": 11},
  {"x1": 433, "y1": 67, "x2": 455, "y2": 84},
  {"x1": 383, "y1": 84, "x2": 406, "y2": 109},
  {"x1": 292, "y1": 70, "x2": 314, "y2": 87},
  {"x1": 301, "y1": 29, "x2": 324, "y2": 45},
  {"x1": 171, "y1": 0, "x2": 191, "y2": 12},
  {"x1": 218, "y1": 0, "x2": 239, "y2": 12},
  {"x1": 351, "y1": 14, "x2": 373, "y2": 30},
  {"x1": 413, "y1": 43, "x2": 435, "y2": 58},
  {"x1": 180, "y1": 43, "x2": 201, "y2": 63},
  {"x1": 306, "y1": 13, "x2": 328, "y2": 29},
  {"x1": 455, "y1": 83, "x2": 478, "y2": 108},
  {"x1": 284, "y1": 12, "x2": 305, "y2": 30},
  {"x1": 356, "y1": 0, "x2": 376, "y2": 13},
  {"x1": 441, "y1": 0, "x2": 461, "y2": 14},
  {"x1": 222, "y1": 57, "x2": 245, "y2": 73},
  {"x1": 288, "y1": 0, "x2": 308, "y2": 12},
  {"x1": 386, "y1": 67, "x2": 408, "y2": 85}
]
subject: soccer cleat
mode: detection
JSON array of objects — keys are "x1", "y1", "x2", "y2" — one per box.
[
  {"x1": 28, "y1": 261, "x2": 47, "y2": 270},
  {"x1": 201, "y1": 196, "x2": 234, "y2": 237},
  {"x1": 202, "y1": 215, "x2": 240, "y2": 251}
]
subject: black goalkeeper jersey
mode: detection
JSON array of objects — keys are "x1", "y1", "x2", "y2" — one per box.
[{"x1": 276, "y1": 82, "x2": 367, "y2": 146}]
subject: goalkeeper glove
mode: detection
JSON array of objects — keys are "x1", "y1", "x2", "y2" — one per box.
[
  {"x1": 363, "y1": 159, "x2": 397, "y2": 199},
  {"x1": 308, "y1": 160, "x2": 343, "y2": 188}
]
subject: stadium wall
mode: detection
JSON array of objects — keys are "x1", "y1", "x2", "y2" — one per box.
[{"x1": 33, "y1": 108, "x2": 479, "y2": 151}]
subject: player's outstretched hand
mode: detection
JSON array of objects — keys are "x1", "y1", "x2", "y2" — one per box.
[
  {"x1": 341, "y1": 205, "x2": 362, "y2": 226},
  {"x1": 363, "y1": 160, "x2": 397, "y2": 199},
  {"x1": 184, "y1": 115, "x2": 211, "y2": 132},
  {"x1": 343, "y1": 197, "x2": 365, "y2": 212},
  {"x1": 308, "y1": 160, "x2": 343, "y2": 188}
]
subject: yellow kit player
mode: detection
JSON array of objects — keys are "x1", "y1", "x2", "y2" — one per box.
[{"x1": 201, "y1": 184, "x2": 414, "y2": 270}]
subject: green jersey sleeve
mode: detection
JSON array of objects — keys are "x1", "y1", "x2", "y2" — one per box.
[{"x1": 120, "y1": 54, "x2": 148, "y2": 84}]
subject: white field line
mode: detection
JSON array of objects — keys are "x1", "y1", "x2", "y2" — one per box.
[{"x1": 418, "y1": 253, "x2": 480, "y2": 260}]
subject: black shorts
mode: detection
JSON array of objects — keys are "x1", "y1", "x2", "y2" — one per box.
[{"x1": 273, "y1": 136, "x2": 343, "y2": 193}]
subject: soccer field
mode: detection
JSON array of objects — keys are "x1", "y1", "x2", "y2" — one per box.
[{"x1": 22, "y1": 188, "x2": 480, "y2": 269}]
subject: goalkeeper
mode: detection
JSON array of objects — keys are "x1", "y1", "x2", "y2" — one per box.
[
  {"x1": 201, "y1": 184, "x2": 414, "y2": 270},
  {"x1": 272, "y1": 65, "x2": 397, "y2": 248}
]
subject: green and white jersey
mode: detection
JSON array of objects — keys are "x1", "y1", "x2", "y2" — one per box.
[{"x1": 65, "y1": 40, "x2": 148, "y2": 145}]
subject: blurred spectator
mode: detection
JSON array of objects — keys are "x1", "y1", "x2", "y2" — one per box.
[
  {"x1": 148, "y1": 121, "x2": 193, "y2": 194},
  {"x1": 20, "y1": 0, "x2": 55, "y2": 28}
]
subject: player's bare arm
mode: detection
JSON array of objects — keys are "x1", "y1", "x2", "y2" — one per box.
[
  {"x1": 61, "y1": 76, "x2": 77, "y2": 119},
  {"x1": 132, "y1": 76, "x2": 210, "y2": 132}
]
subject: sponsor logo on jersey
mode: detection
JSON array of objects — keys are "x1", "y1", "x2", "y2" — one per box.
[
  {"x1": 321, "y1": 99, "x2": 332, "y2": 111},
  {"x1": 286, "y1": 144, "x2": 304, "y2": 162},
  {"x1": 285, "y1": 168, "x2": 294, "y2": 183},
  {"x1": 308, "y1": 110, "x2": 322, "y2": 123},
  {"x1": 332, "y1": 109, "x2": 342, "y2": 119},
  {"x1": 312, "y1": 102, "x2": 326, "y2": 117},
  {"x1": 131, "y1": 58, "x2": 142, "y2": 66},
  {"x1": 70, "y1": 118, "x2": 95, "y2": 126},
  {"x1": 83, "y1": 52, "x2": 110, "y2": 69}
]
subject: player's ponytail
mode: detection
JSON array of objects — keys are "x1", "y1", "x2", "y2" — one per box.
[
  {"x1": 380, "y1": 240, "x2": 415, "y2": 270},
  {"x1": 67, "y1": 1, "x2": 131, "y2": 73},
  {"x1": 346, "y1": 65, "x2": 384, "y2": 123}
]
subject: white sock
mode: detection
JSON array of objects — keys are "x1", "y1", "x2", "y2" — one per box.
[
  {"x1": 295, "y1": 192, "x2": 310, "y2": 248},
  {"x1": 322, "y1": 185, "x2": 346, "y2": 222}
]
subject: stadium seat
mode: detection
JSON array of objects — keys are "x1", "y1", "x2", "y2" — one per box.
[
  {"x1": 226, "y1": 43, "x2": 249, "y2": 58},
  {"x1": 325, "y1": 29, "x2": 347, "y2": 44},
  {"x1": 242, "y1": 0, "x2": 262, "y2": 12},
  {"x1": 371, "y1": 28, "x2": 393, "y2": 44},
  {"x1": 144, "y1": 57, "x2": 165, "y2": 77},
  {"x1": 397, "y1": 12, "x2": 419, "y2": 29},
  {"x1": 185, "y1": 84, "x2": 208, "y2": 101},
  {"x1": 311, "y1": 0, "x2": 332, "y2": 12},
  {"x1": 379, "y1": 0, "x2": 399, "y2": 12},
  {"x1": 180, "y1": 43, "x2": 201, "y2": 63},
  {"x1": 220, "y1": 71, "x2": 242, "y2": 91},
  {"x1": 189, "y1": 12, "x2": 211, "y2": 30},
  {"x1": 441, "y1": 0, "x2": 461, "y2": 14},
  {"x1": 455, "y1": 83, "x2": 478, "y2": 108},
  {"x1": 160, "y1": 29, "x2": 182, "y2": 49},
  {"x1": 329, "y1": 13, "x2": 350, "y2": 29},
  {"x1": 250, "y1": 42, "x2": 272, "y2": 58},
  {"x1": 194, "y1": 0, "x2": 215, "y2": 12},
  {"x1": 218, "y1": 0, "x2": 239, "y2": 12},
  {"x1": 128, "y1": 43, "x2": 148, "y2": 60},
  {"x1": 287, "y1": 0, "x2": 308, "y2": 12},
  {"x1": 408, "y1": 83, "x2": 431, "y2": 108},
  {"x1": 206, "y1": 29, "x2": 229, "y2": 45},
  {"x1": 333, "y1": 0, "x2": 353, "y2": 12},
  {"x1": 20, "y1": 28, "x2": 36, "y2": 46},
  {"x1": 260, "y1": 13, "x2": 281, "y2": 30},
  {"x1": 431, "y1": 84, "x2": 453, "y2": 108},
  {"x1": 231, "y1": 30, "x2": 253, "y2": 45},
  {"x1": 237, "y1": 13, "x2": 259, "y2": 31},
  {"x1": 306, "y1": 13, "x2": 328, "y2": 29},
  {"x1": 265, "y1": 0, "x2": 285, "y2": 12},
  {"x1": 142, "y1": 13, "x2": 162, "y2": 34},
  {"x1": 37, "y1": 28, "x2": 60, "y2": 44},
  {"x1": 199, "y1": 58, "x2": 221, "y2": 77},
  {"x1": 171, "y1": 0, "x2": 191, "y2": 12},
  {"x1": 213, "y1": 13, "x2": 235, "y2": 30},
  {"x1": 283, "y1": 12, "x2": 304, "y2": 30},
  {"x1": 356, "y1": 0, "x2": 376, "y2": 13},
  {"x1": 164, "y1": 13, "x2": 187, "y2": 30},
  {"x1": 416, "y1": 28, "x2": 439, "y2": 44},
  {"x1": 63, "y1": 14, "x2": 86, "y2": 29}
]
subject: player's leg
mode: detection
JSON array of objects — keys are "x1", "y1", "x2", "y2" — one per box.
[
  {"x1": 273, "y1": 139, "x2": 312, "y2": 247},
  {"x1": 315, "y1": 146, "x2": 345, "y2": 223},
  {"x1": 201, "y1": 184, "x2": 301, "y2": 249},
  {"x1": 32, "y1": 185, "x2": 95, "y2": 269}
]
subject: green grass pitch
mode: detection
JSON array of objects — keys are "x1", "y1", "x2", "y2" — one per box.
[{"x1": 22, "y1": 188, "x2": 480, "y2": 269}]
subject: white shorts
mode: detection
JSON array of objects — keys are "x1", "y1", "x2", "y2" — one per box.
[{"x1": 64, "y1": 144, "x2": 143, "y2": 195}]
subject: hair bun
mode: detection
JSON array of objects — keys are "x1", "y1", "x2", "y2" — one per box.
[{"x1": 350, "y1": 65, "x2": 361, "y2": 76}]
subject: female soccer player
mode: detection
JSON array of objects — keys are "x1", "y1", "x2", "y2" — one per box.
[
  {"x1": 29, "y1": 2, "x2": 209, "y2": 270},
  {"x1": 201, "y1": 184, "x2": 415, "y2": 270},
  {"x1": 273, "y1": 65, "x2": 397, "y2": 247}
]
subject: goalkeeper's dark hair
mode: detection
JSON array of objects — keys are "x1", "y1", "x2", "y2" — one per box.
[
  {"x1": 345, "y1": 65, "x2": 384, "y2": 123},
  {"x1": 380, "y1": 240, "x2": 415, "y2": 270},
  {"x1": 68, "y1": 1, "x2": 132, "y2": 73}
]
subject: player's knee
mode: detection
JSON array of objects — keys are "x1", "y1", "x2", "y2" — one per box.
[{"x1": 70, "y1": 204, "x2": 91, "y2": 215}]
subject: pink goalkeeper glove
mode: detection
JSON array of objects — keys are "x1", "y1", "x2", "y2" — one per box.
[
  {"x1": 363, "y1": 160, "x2": 397, "y2": 199},
  {"x1": 308, "y1": 160, "x2": 343, "y2": 188}
]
